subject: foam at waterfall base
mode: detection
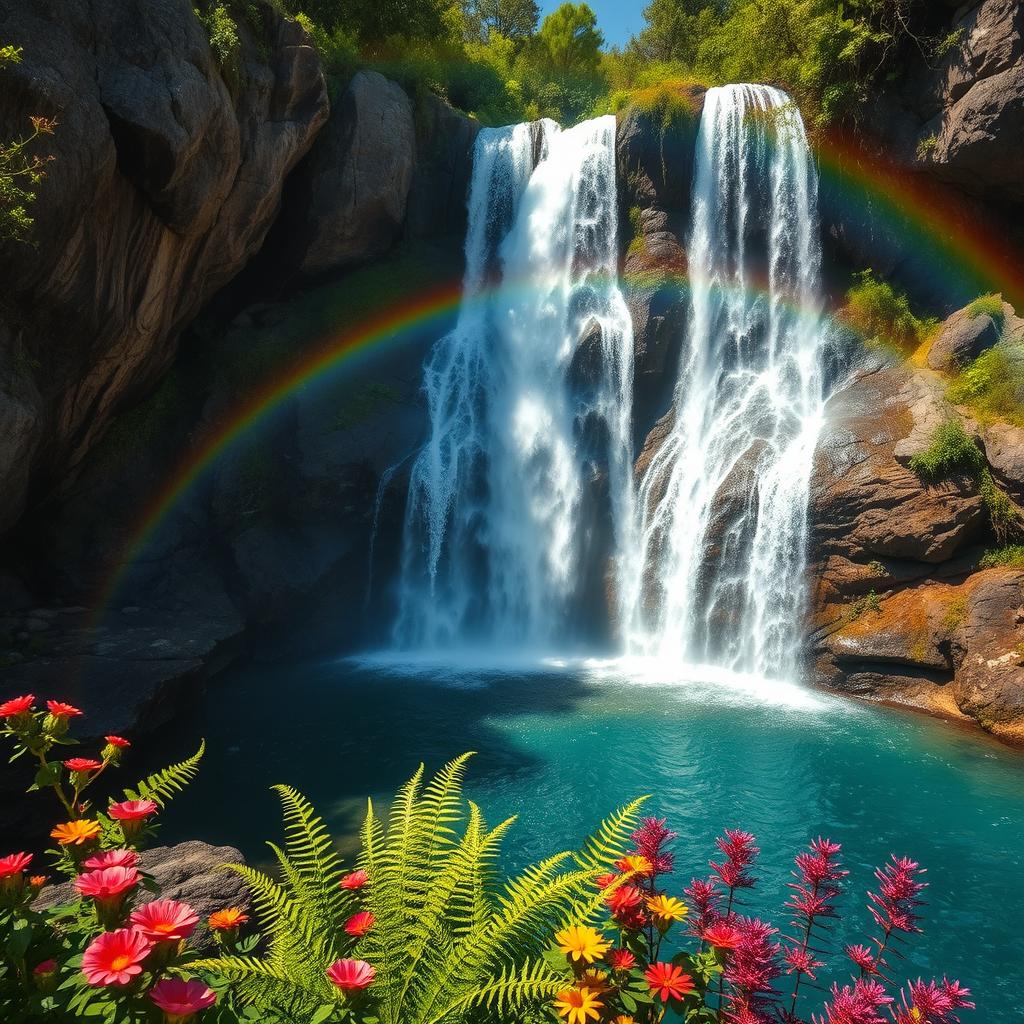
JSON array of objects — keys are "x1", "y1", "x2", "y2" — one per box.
[{"x1": 347, "y1": 649, "x2": 833, "y2": 712}]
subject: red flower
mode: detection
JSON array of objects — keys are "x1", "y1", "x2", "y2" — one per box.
[
  {"x1": 702, "y1": 921, "x2": 744, "y2": 950},
  {"x1": 64, "y1": 758, "x2": 104, "y2": 773},
  {"x1": 594, "y1": 872, "x2": 618, "y2": 889},
  {"x1": 723, "y1": 917, "x2": 780, "y2": 1000},
  {"x1": 46, "y1": 700, "x2": 82, "y2": 718},
  {"x1": 82, "y1": 928, "x2": 152, "y2": 986},
  {"x1": 608, "y1": 948, "x2": 637, "y2": 971},
  {"x1": 326, "y1": 958, "x2": 375, "y2": 991},
  {"x1": 33, "y1": 959, "x2": 57, "y2": 976},
  {"x1": 606, "y1": 883, "x2": 644, "y2": 918},
  {"x1": 344, "y1": 911, "x2": 375, "y2": 937},
  {"x1": 711, "y1": 829, "x2": 759, "y2": 891},
  {"x1": 108, "y1": 799, "x2": 158, "y2": 821},
  {"x1": 83, "y1": 849, "x2": 140, "y2": 871},
  {"x1": 131, "y1": 899, "x2": 200, "y2": 943},
  {"x1": 685, "y1": 876, "x2": 722, "y2": 932},
  {"x1": 892, "y1": 979, "x2": 974, "y2": 1024},
  {"x1": 645, "y1": 962, "x2": 694, "y2": 1002},
  {"x1": 105, "y1": 736, "x2": 131, "y2": 748},
  {"x1": 149, "y1": 977, "x2": 217, "y2": 1021},
  {"x1": 0, "y1": 694, "x2": 35, "y2": 717},
  {"x1": 0, "y1": 852, "x2": 32, "y2": 878},
  {"x1": 339, "y1": 869, "x2": 368, "y2": 890},
  {"x1": 784, "y1": 945, "x2": 823, "y2": 979},
  {"x1": 74, "y1": 866, "x2": 140, "y2": 907}
]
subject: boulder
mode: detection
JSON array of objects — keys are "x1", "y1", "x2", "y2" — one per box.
[
  {"x1": 983, "y1": 420, "x2": 1024, "y2": 498},
  {"x1": 284, "y1": 70, "x2": 416, "y2": 276},
  {"x1": 37, "y1": 841, "x2": 249, "y2": 947},
  {"x1": 0, "y1": 0, "x2": 328, "y2": 533},
  {"x1": 926, "y1": 307, "x2": 1001, "y2": 370},
  {"x1": 952, "y1": 568, "x2": 1024, "y2": 740}
]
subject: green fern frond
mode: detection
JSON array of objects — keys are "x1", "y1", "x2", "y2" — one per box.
[
  {"x1": 571, "y1": 795, "x2": 648, "y2": 874},
  {"x1": 425, "y1": 957, "x2": 567, "y2": 1024},
  {"x1": 123, "y1": 739, "x2": 204, "y2": 808}
]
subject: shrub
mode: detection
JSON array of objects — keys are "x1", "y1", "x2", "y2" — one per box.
[
  {"x1": 195, "y1": 3, "x2": 243, "y2": 81},
  {"x1": 0, "y1": 45, "x2": 56, "y2": 244},
  {"x1": 979, "y1": 545, "x2": 1024, "y2": 569},
  {"x1": 907, "y1": 420, "x2": 985, "y2": 481},
  {"x1": 947, "y1": 346, "x2": 1024, "y2": 427},
  {"x1": 193, "y1": 754, "x2": 646, "y2": 1021},
  {"x1": 848, "y1": 589, "x2": 882, "y2": 620},
  {"x1": 980, "y1": 469, "x2": 1023, "y2": 543},
  {"x1": 843, "y1": 269, "x2": 936, "y2": 356}
]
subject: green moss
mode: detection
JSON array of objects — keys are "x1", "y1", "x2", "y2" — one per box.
[
  {"x1": 848, "y1": 589, "x2": 882, "y2": 621},
  {"x1": 907, "y1": 420, "x2": 984, "y2": 481},
  {"x1": 979, "y1": 545, "x2": 1024, "y2": 570},
  {"x1": 915, "y1": 134, "x2": 937, "y2": 161},
  {"x1": 940, "y1": 595, "x2": 968, "y2": 635},
  {"x1": 966, "y1": 293, "x2": 1005, "y2": 322}
]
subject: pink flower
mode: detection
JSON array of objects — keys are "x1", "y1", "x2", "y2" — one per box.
[
  {"x1": 892, "y1": 979, "x2": 974, "y2": 1024},
  {"x1": 74, "y1": 865, "x2": 139, "y2": 908},
  {"x1": 813, "y1": 979, "x2": 894, "y2": 1024},
  {"x1": 868, "y1": 855, "x2": 927, "y2": 938},
  {"x1": 131, "y1": 899, "x2": 200, "y2": 943},
  {"x1": 0, "y1": 694, "x2": 35, "y2": 717},
  {"x1": 343, "y1": 911, "x2": 375, "y2": 937},
  {"x1": 846, "y1": 944, "x2": 878, "y2": 975},
  {"x1": 326, "y1": 958, "x2": 375, "y2": 991},
  {"x1": 33, "y1": 959, "x2": 57, "y2": 975},
  {"x1": 46, "y1": 700, "x2": 82, "y2": 718},
  {"x1": 82, "y1": 928, "x2": 152, "y2": 985},
  {"x1": 630, "y1": 817, "x2": 677, "y2": 877},
  {"x1": 108, "y1": 799, "x2": 158, "y2": 821},
  {"x1": 711, "y1": 829, "x2": 759, "y2": 891},
  {"x1": 83, "y1": 849, "x2": 140, "y2": 871},
  {"x1": 685, "y1": 876, "x2": 722, "y2": 933},
  {"x1": 783, "y1": 945, "x2": 823, "y2": 979},
  {"x1": 149, "y1": 977, "x2": 217, "y2": 1022},
  {"x1": 64, "y1": 758, "x2": 104, "y2": 773},
  {"x1": 0, "y1": 852, "x2": 32, "y2": 878},
  {"x1": 339, "y1": 869, "x2": 368, "y2": 890}
]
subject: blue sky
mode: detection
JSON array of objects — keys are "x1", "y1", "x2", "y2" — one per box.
[{"x1": 538, "y1": 1, "x2": 647, "y2": 49}]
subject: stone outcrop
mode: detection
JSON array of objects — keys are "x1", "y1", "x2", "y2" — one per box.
[
  {"x1": 926, "y1": 306, "x2": 1001, "y2": 371},
  {"x1": 0, "y1": 0, "x2": 329, "y2": 534},
  {"x1": 282, "y1": 70, "x2": 416, "y2": 276},
  {"x1": 808, "y1": 331, "x2": 1024, "y2": 741}
]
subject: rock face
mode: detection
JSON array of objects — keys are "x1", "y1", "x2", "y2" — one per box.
[
  {"x1": 616, "y1": 86, "x2": 705, "y2": 444},
  {"x1": 283, "y1": 70, "x2": 416, "y2": 275},
  {"x1": 927, "y1": 306, "x2": 1001, "y2": 371},
  {"x1": 808, "y1": 345, "x2": 1024, "y2": 742},
  {"x1": 0, "y1": 0, "x2": 329, "y2": 533}
]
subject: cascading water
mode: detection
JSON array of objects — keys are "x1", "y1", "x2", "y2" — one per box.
[
  {"x1": 626, "y1": 84, "x2": 826, "y2": 680},
  {"x1": 396, "y1": 115, "x2": 636, "y2": 650}
]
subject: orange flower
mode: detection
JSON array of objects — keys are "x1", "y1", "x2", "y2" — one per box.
[
  {"x1": 616, "y1": 854, "x2": 653, "y2": 877},
  {"x1": 554, "y1": 987, "x2": 603, "y2": 1024},
  {"x1": 208, "y1": 907, "x2": 249, "y2": 931},
  {"x1": 645, "y1": 962, "x2": 695, "y2": 1002},
  {"x1": 51, "y1": 819, "x2": 101, "y2": 846}
]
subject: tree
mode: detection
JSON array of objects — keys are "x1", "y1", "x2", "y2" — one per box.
[
  {"x1": 538, "y1": 2, "x2": 604, "y2": 75},
  {"x1": 630, "y1": 0, "x2": 720, "y2": 63},
  {"x1": 468, "y1": 0, "x2": 540, "y2": 42}
]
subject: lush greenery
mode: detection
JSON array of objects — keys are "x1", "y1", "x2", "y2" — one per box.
[
  {"x1": 187, "y1": 0, "x2": 945, "y2": 129},
  {"x1": 979, "y1": 545, "x2": 1024, "y2": 570},
  {"x1": 843, "y1": 270, "x2": 937, "y2": 357},
  {"x1": 907, "y1": 420, "x2": 985, "y2": 481},
  {"x1": 1, "y1": 698, "x2": 977, "y2": 1024},
  {"x1": 947, "y1": 346, "x2": 1024, "y2": 428},
  {"x1": 0, "y1": 45, "x2": 55, "y2": 243}
]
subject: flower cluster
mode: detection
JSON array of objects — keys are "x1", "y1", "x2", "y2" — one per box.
[
  {"x1": 549, "y1": 822, "x2": 973, "y2": 1024},
  {"x1": 0, "y1": 694, "x2": 225, "y2": 1024},
  {"x1": 551, "y1": 817, "x2": 703, "y2": 1024}
]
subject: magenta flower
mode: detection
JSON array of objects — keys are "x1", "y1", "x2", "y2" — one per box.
[
  {"x1": 892, "y1": 979, "x2": 974, "y2": 1024},
  {"x1": 326, "y1": 958, "x2": 375, "y2": 991},
  {"x1": 868, "y1": 855, "x2": 927, "y2": 936},
  {"x1": 630, "y1": 817, "x2": 677, "y2": 877},
  {"x1": 813, "y1": 979, "x2": 893, "y2": 1024},
  {"x1": 712, "y1": 829, "x2": 759, "y2": 891},
  {"x1": 149, "y1": 977, "x2": 217, "y2": 1021},
  {"x1": 83, "y1": 849, "x2": 140, "y2": 871},
  {"x1": 685, "y1": 876, "x2": 722, "y2": 934},
  {"x1": 723, "y1": 916, "x2": 781, "y2": 1020}
]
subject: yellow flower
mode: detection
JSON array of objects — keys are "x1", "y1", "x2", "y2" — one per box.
[
  {"x1": 576, "y1": 969, "x2": 610, "y2": 994},
  {"x1": 617, "y1": 854, "x2": 653, "y2": 876},
  {"x1": 555, "y1": 925, "x2": 612, "y2": 964},
  {"x1": 646, "y1": 894, "x2": 688, "y2": 925},
  {"x1": 909, "y1": 1011, "x2": 923, "y2": 1023},
  {"x1": 613, "y1": 1017, "x2": 637, "y2": 1024},
  {"x1": 50, "y1": 819, "x2": 101, "y2": 846},
  {"x1": 554, "y1": 986, "x2": 603, "y2": 1024}
]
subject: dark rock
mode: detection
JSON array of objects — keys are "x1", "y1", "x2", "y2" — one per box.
[
  {"x1": 927, "y1": 307, "x2": 1001, "y2": 370},
  {"x1": 37, "y1": 841, "x2": 249, "y2": 947},
  {"x1": 0, "y1": 0, "x2": 328, "y2": 534},
  {"x1": 405, "y1": 92, "x2": 481, "y2": 242},
  {"x1": 284, "y1": 70, "x2": 415, "y2": 276}
]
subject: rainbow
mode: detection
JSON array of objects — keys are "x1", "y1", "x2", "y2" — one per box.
[{"x1": 91, "y1": 135, "x2": 1024, "y2": 622}]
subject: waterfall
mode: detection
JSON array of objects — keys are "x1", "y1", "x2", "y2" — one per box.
[
  {"x1": 396, "y1": 115, "x2": 636, "y2": 650},
  {"x1": 626, "y1": 84, "x2": 826, "y2": 680}
]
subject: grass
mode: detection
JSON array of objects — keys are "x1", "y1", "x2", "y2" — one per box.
[
  {"x1": 843, "y1": 269, "x2": 937, "y2": 357},
  {"x1": 940, "y1": 595, "x2": 968, "y2": 636},
  {"x1": 907, "y1": 420, "x2": 985, "y2": 481},
  {"x1": 946, "y1": 347, "x2": 1024, "y2": 428},
  {"x1": 979, "y1": 545, "x2": 1024, "y2": 569},
  {"x1": 967, "y1": 293, "x2": 1005, "y2": 321}
]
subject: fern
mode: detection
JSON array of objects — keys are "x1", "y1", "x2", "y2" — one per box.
[
  {"x1": 122, "y1": 739, "x2": 204, "y2": 807},
  {"x1": 195, "y1": 754, "x2": 647, "y2": 1024}
]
